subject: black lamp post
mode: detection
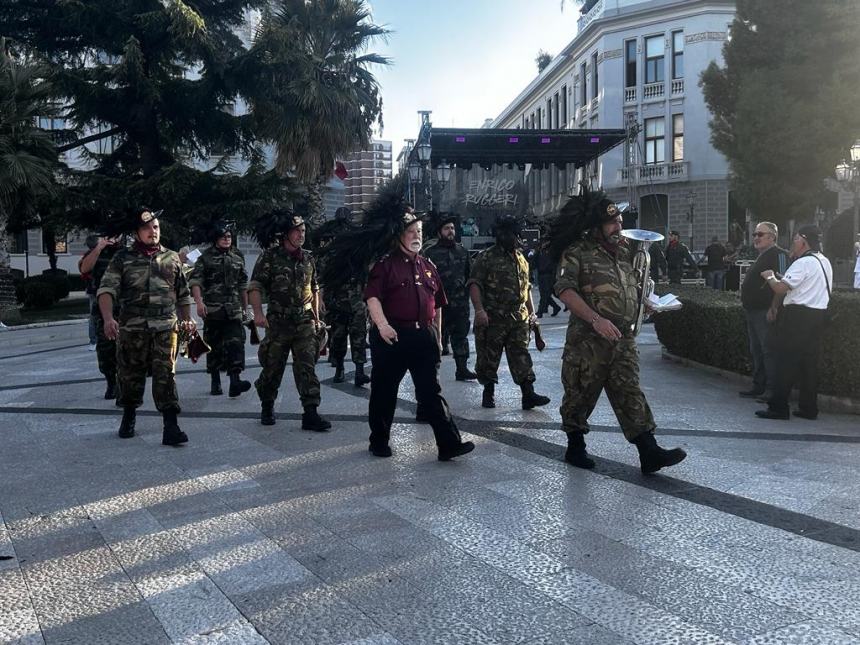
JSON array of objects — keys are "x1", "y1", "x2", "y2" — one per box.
[
  {"x1": 835, "y1": 140, "x2": 860, "y2": 256},
  {"x1": 686, "y1": 190, "x2": 696, "y2": 250},
  {"x1": 406, "y1": 110, "x2": 451, "y2": 212}
]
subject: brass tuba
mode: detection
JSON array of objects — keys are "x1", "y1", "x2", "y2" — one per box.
[{"x1": 620, "y1": 229, "x2": 664, "y2": 336}]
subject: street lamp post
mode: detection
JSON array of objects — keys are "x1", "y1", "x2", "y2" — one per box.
[
  {"x1": 686, "y1": 190, "x2": 696, "y2": 251},
  {"x1": 406, "y1": 110, "x2": 451, "y2": 212},
  {"x1": 835, "y1": 139, "x2": 860, "y2": 260}
]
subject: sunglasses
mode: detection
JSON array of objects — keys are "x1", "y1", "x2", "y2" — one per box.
[{"x1": 753, "y1": 232, "x2": 771, "y2": 237}]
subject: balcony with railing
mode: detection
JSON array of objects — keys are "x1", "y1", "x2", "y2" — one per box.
[
  {"x1": 589, "y1": 96, "x2": 599, "y2": 112},
  {"x1": 617, "y1": 161, "x2": 688, "y2": 184},
  {"x1": 576, "y1": 104, "x2": 588, "y2": 122},
  {"x1": 577, "y1": 0, "x2": 604, "y2": 33},
  {"x1": 671, "y1": 79, "x2": 685, "y2": 96},
  {"x1": 624, "y1": 87, "x2": 636, "y2": 103},
  {"x1": 643, "y1": 82, "x2": 665, "y2": 101}
]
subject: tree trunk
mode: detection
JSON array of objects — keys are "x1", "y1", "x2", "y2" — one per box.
[
  {"x1": 305, "y1": 176, "x2": 326, "y2": 229},
  {"x1": 43, "y1": 226, "x2": 58, "y2": 270},
  {"x1": 0, "y1": 213, "x2": 22, "y2": 323}
]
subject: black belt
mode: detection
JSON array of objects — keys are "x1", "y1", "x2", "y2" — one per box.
[{"x1": 388, "y1": 320, "x2": 433, "y2": 330}]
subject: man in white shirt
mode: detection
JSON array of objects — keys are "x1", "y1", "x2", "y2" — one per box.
[{"x1": 756, "y1": 225, "x2": 832, "y2": 420}]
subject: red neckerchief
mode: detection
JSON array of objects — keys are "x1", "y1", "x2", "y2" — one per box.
[
  {"x1": 668, "y1": 239, "x2": 679, "y2": 250},
  {"x1": 134, "y1": 241, "x2": 160, "y2": 257}
]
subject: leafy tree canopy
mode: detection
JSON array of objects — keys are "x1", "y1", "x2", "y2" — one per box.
[{"x1": 701, "y1": 0, "x2": 860, "y2": 228}]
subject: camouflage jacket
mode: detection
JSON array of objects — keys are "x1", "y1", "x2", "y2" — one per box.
[
  {"x1": 188, "y1": 246, "x2": 248, "y2": 320},
  {"x1": 248, "y1": 246, "x2": 317, "y2": 319},
  {"x1": 97, "y1": 245, "x2": 192, "y2": 332},
  {"x1": 467, "y1": 244, "x2": 530, "y2": 321},
  {"x1": 553, "y1": 238, "x2": 639, "y2": 334},
  {"x1": 423, "y1": 241, "x2": 470, "y2": 309}
]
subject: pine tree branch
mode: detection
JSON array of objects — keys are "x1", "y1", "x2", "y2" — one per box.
[{"x1": 56, "y1": 127, "x2": 122, "y2": 153}]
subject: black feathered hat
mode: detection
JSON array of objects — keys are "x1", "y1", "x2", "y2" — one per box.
[
  {"x1": 111, "y1": 206, "x2": 164, "y2": 234},
  {"x1": 493, "y1": 214, "x2": 525, "y2": 237},
  {"x1": 317, "y1": 178, "x2": 420, "y2": 291},
  {"x1": 253, "y1": 209, "x2": 305, "y2": 249},
  {"x1": 546, "y1": 182, "x2": 618, "y2": 263},
  {"x1": 191, "y1": 217, "x2": 236, "y2": 245}
]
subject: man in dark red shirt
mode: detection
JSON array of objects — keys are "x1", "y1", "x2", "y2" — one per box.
[{"x1": 364, "y1": 211, "x2": 475, "y2": 461}]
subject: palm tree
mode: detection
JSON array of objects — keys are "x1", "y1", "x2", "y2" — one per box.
[
  {"x1": 242, "y1": 0, "x2": 389, "y2": 226},
  {"x1": 0, "y1": 39, "x2": 57, "y2": 322}
]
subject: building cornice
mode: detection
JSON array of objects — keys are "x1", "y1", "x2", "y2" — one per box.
[{"x1": 491, "y1": 0, "x2": 734, "y2": 127}]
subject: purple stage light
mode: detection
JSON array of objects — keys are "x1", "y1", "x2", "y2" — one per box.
[
  {"x1": 508, "y1": 137, "x2": 519, "y2": 143},
  {"x1": 455, "y1": 136, "x2": 466, "y2": 143},
  {"x1": 590, "y1": 137, "x2": 600, "y2": 143},
  {"x1": 540, "y1": 137, "x2": 551, "y2": 144}
]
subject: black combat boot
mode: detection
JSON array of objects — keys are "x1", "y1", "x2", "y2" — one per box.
[
  {"x1": 354, "y1": 363, "x2": 370, "y2": 387},
  {"x1": 521, "y1": 381, "x2": 551, "y2": 410},
  {"x1": 564, "y1": 432, "x2": 595, "y2": 469},
  {"x1": 454, "y1": 357, "x2": 477, "y2": 381},
  {"x1": 301, "y1": 405, "x2": 332, "y2": 432},
  {"x1": 104, "y1": 373, "x2": 117, "y2": 400},
  {"x1": 333, "y1": 359, "x2": 345, "y2": 383},
  {"x1": 210, "y1": 371, "x2": 223, "y2": 396},
  {"x1": 633, "y1": 432, "x2": 686, "y2": 474},
  {"x1": 481, "y1": 383, "x2": 496, "y2": 408},
  {"x1": 228, "y1": 371, "x2": 251, "y2": 398},
  {"x1": 118, "y1": 407, "x2": 136, "y2": 438},
  {"x1": 260, "y1": 401, "x2": 276, "y2": 426},
  {"x1": 162, "y1": 409, "x2": 188, "y2": 446},
  {"x1": 551, "y1": 303, "x2": 561, "y2": 316}
]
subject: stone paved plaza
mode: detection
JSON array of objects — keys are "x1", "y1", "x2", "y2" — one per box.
[{"x1": 2, "y1": 312, "x2": 860, "y2": 644}]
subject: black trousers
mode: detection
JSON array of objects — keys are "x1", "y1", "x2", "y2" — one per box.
[
  {"x1": 536, "y1": 273, "x2": 561, "y2": 314},
  {"x1": 368, "y1": 325, "x2": 463, "y2": 450},
  {"x1": 769, "y1": 305, "x2": 827, "y2": 415}
]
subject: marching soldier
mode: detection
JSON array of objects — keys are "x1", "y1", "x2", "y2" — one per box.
[
  {"x1": 97, "y1": 207, "x2": 194, "y2": 445},
  {"x1": 468, "y1": 216, "x2": 550, "y2": 410},
  {"x1": 248, "y1": 210, "x2": 331, "y2": 431},
  {"x1": 79, "y1": 231, "x2": 122, "y2": 400},
  {"x1": 423, "y1": 214, "x2": 477, "y2": 381},
  {"x1": 315, "y1": 209, "x2": 370, "y2": 387},
  {"x1": 188, "y1": 219, "x2": 252, "y2": 398},
  {"x1": 548, "y1": 184, "x2": 687, "y2": 473}
]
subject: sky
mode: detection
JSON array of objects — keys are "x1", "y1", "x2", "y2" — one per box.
[{"x1": 365, "y1": 0, "x2": 583, "y2": 160}]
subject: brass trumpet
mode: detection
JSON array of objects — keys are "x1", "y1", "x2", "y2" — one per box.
[{"x1": 620, "y1": 229, "x2": 664, "y2": 336}]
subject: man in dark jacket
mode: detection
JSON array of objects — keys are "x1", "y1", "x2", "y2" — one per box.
[
  {"x1": 739, "y1": 221, "x2": 788, "y2": 401},
  {"x1": 535, "y1": 239, "x2": 562, "y2": 318},
  {"x1": 665, "y1": 231, "x2": 698, "y2": 283}
]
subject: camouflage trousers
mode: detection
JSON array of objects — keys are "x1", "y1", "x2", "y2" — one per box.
[
  {"x1": 116, "y1": 328, "x2": 180, "y2": 412},
  {"x1": 441, "y1": 302, "x2": 470, "y2": 360},
  {"x1": 327, "y1": 306, "x2": 368, "y2": 365},
  {"x1": 93, "y1": 311, "x2": 117, "y2": 378},
  {"x1": 255, "y1": 316, "x2": 321, "y2": 407},
  {"x1": 474, "y1": 316, "x2": 535, "y2": 386},
  {"x1": 203, "y1": 317, "x2": 246, "y2": 374},
  {"x1": 560, "y1": 323, "x2": 655, "y2": 441}
]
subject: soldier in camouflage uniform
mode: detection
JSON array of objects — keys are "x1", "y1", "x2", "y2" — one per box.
[
  {"x1": 97, "y1": 208, "x2": 194, "y2": 446},
  {"x1": 468, "y1": 216, "x2": 551, "y2": 410},
  {"x1": 423, "y1": 214, "x2": 477, "y2": 381},
  {"x1": 189, "y1": 220, "x2": 252, "y2": 398},
  {"x1": 249, "y1": 212, "x2": 331, "y2": 431},
  {"x1": 317, "y1": 209, "x2": 370, "y2": 387},
  {"x1": 79, "y1": 234, "x2": 121, "y2": 399},
  {"x1": 549, "y1": 185, "x2": 687, "y2": 473}
]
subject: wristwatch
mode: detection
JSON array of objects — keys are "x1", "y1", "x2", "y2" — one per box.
[{"x1": 589, "y1": 312, "x2": 600, "y2": 325}]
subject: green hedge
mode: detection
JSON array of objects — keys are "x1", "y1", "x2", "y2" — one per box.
[
  {"x1": 653, "y1": 285, "x2": 860, "y2": 400},
  {"x1": 15, "y1": 279, "x2": 56, "y2": 309}
]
